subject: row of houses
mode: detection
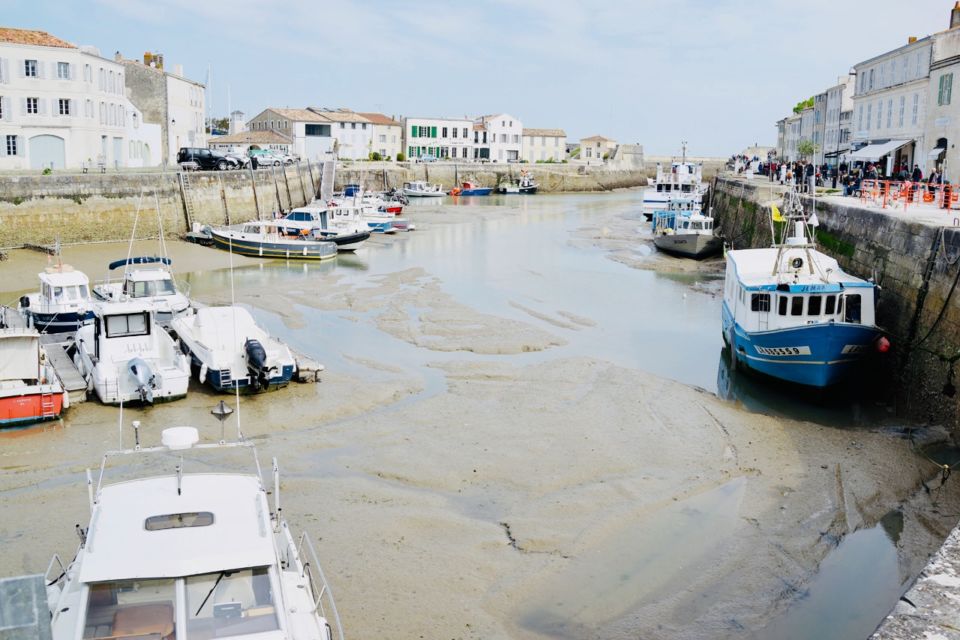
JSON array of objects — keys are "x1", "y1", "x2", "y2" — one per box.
[
  {"x1": 0, "y1": 27, "x2": 205, "y2": 170},
  {"x1": 775, "y1": 2, "x2": 960, "y2": 179}
]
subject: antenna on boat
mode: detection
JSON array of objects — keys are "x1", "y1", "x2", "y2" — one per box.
[
  {"x1": 86, "y1": 468, "x2": 94, "y2": 511},
  {"x1": 272, "y1": 457, "x2": 281, "y2": 531},
  {"x1": 176, "y1": 458, "x2": 183, "y2": 495},
  {"x1": 211, "y1": 400, "x2": 233, "y2": 445},
  {"x1": 124, "y1": 190, "x2": 146, "y2": 274},
  {"x1": 132, "y1": 420, "x2": 141, "y2": 450}
]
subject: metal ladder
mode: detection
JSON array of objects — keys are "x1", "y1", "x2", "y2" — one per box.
[
  {"x1": 40, "y1": 391, "x2": 57, "y2": 419},
  {"x1": 178, "y1": 172, "x2": 197, "y2": 229}
]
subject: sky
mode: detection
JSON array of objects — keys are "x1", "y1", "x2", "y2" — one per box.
[{"x1": 3, "y1": 0, "x2": 953, "y2": 156}]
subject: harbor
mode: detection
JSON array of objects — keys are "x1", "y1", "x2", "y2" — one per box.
[{"x1": 2, "y1": 191, "x2": 959, "y2": 639}]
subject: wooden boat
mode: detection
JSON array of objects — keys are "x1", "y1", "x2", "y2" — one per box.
[
  {"x1": 402, "y1": 181, "x2": 444, "y2": 197},
  {"x1": 210, "y1": 221, "x2": 339, "y2": 260},
  {"x1": 0, "y1": 325, "x2": 66, "y2": 427},
  {"x1": 450, "y1": 181, "x2": 493, "y2": 196}
]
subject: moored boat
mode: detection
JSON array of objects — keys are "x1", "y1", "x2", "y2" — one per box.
[
  {"x1": 402, "y1": 180, "x2": 444, "y2": 197},
  {"x1": 450, "y1": 181, "x2": 493, "y2": 196},
  {"x1": 93, "y1": 256, "x2": 191, "y2": 326},
  {"x1": 721, "y1": 188, "x2": 883, "y2": 387},
  {"x1": 210, "y1": 221, "x2": 340, "y2": 259},
  {"x1": 651, "y1": 199, "x2": 723, "y2": 259},
  {"x1": 19, "y1": 263, "x2": 95, "y2": 333},
  {"x1": 171, "y1": 306, "x2": 297, "y2": 393},
  {"x1": 497, "y1": 173, "x2": 538, "y2": 194},
  {"x1": 279, "y1": 206, "x2": 372, "y2": 250},
  {"x1": 73, "y1": 300, "x2": 191, "y2": 405},
  {"x1": 45, "y1": 419, "x2": 344, "y2": 640},
  {"x1": 0, "y1": 326, "x2": 67, "y2": 427},
  {"x1": 642, "y1": 148, "x2": 709, "y2": 219}
]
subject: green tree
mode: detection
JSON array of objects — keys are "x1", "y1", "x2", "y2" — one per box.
[
  {"x1": 797, "y1": 138, "x2": 819, "y2": 160},
  {"x1": 369, "y1": 151, "x2": 382, "y2": 161},
  {"x1": 396, "y1": 152, "x2": 406, "y2": 162}
]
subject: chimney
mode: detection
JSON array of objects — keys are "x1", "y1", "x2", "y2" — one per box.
[
  {"x1": 174, "y1": 64, "x2": 184, "y2": 77},
  {"x1": 908, "y1": 36, "x2": 918, "y2": 44},
  {"x1": 953, "y1": 1, "x2": 960, "y2": 28},
  {"x1": 114, "y1": 50, "x2": 122, "y2": 61}
]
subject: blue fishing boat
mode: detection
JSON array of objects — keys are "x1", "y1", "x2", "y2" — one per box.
[
  {"x1": 451, "y1": 181, "x2": 493, "y2": 196},
  {"x1": 721, "y1": 188, "x2": 883, "y2": 387},
  {"x1": 18, "y1": 263, "x2": 95, "y2": 333}
]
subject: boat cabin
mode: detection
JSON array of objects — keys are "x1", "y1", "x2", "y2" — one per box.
[
  {"x1": 37, "y1": 267, "x2": 91, "y2": 312},
  {"x1": 723, "y1": 247, "x2": 876, "y2": 334},
  {"x1": 92, "y1": 302, "x2": 155, "y2": 361}
]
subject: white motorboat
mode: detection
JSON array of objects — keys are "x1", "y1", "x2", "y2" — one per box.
[
  {"x1": 45, "y1": 420, "x2": 344, "y2": 640},
  {"x1": 279, "y1": 206, "x2": 371, "y2": 251},
  {"x1": 209, "y1": 221, "x2": 341, "y2": 260},
  {"x1": 402, "y1": 180, "x2": 444, "y2": 197},
  {"x1": 93, "y1": 256, "x2": 191, "y2": 327},
  {"x1": 19, "y1": 263, "x2": 95, "y2": 334},
  {"x1": 73, "y1": 300, "x2": 190, "y2": 405},
  {"x1": 171, "y1": 306, "x2": 297, "y2": 393},
  {"x1": 327, "y1": 197, "x2": 414, "y2": 233},
  {"x1": 642, "y1": 144, "x2": 709, "y2": 219}
]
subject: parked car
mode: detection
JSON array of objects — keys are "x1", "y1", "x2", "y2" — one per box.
[
  {"x1": 249, "y1": 149, "x2": 283, "y2": 167},
  {"x1": 177, "y1": 147, "x2": 232, "y2": 171},
  {"x1": 223, "y1": 153, "x2": 249, "y2": 169},
  {"x1": 417, "y1": 154, "x2": 438, "y2": 163}
]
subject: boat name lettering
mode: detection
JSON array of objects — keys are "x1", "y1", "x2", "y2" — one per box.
[
  {"x1": 803, "y1": 285, "x2": 830, "y2": 292},
  {"x1": 755, "y1": 346, "x2": 812, "y2": 356}
]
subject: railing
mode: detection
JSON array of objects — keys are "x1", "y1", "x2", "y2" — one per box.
[
  {"x1": 298, "y1": 531, "x2": 345, "y2": 640},
  {"x1": 858, "y1": 179, "x2": 960, "y2": 212},
  {"x1": 44, "y1": 553, "x2": 66, "y2": 587}
]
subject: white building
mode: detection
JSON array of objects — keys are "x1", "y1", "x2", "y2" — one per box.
[
  {"x1": 306, "y1": 109, "x2": 373, "y2": 160},
  {"x1": 0, "y1": 28, "x2": 160, "y2": 170},
  {"x1": 521, "y1": 128, "x2": 566, "y2": 163},
  {"x1": 474, "y1": 113, "x2": 522, "y2": 162},
  {"x1": 925, "y1": 6, "x2": 960, "y2": 180},
  {"x1": 783, "y1": 114, "x2": 801, "y2": 162},
  {"x1": 121, "y1": 54, "x2": 205, "y2": 165},
  {"x1": 798, "y1": 106, "x2": 815, "y2": 160},
  {"x1": 775, "y1": 118, "x2": 788, "y2": 160},
  {"x1": 208, "y1": 130, "x2": 292, "y2": 156},
  {"x1": 577, "y1": 135, "x2": 617, "y2": 166},
  {"x1": 247, "y1": 108, "x2": 332, "y2": 161},
  {"x1": 849, "y1": 35, "x2": 932, "y2": 174},
  {"x1": 357, "y1": 112, "x2": 402, "y2": 160},
  {"x1": 823, "y1": 75, "x2": 855, "y2": 165},
  {"x1": 402, "y1": 116, "x2": 475, "y2": 161}
]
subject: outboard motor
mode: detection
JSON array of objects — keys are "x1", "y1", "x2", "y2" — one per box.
[
  {"x1": 128, "y1": 357, "x2": 157, "y2": 404},
  {"x1": 244, "y1": 338, "x2": 273, "y2": 391}
]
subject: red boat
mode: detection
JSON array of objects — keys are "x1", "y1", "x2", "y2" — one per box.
[{"x1": 0, "y1": 327, "x2": 66, "y2": 427}]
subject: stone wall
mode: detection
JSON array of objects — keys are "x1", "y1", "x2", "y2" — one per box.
[
  {"x1": 0, "y1": 163, "x2": 320, "y2": 247},
  {"x1": 712, "y1": 177, "x2": 960, "y2": 433}
]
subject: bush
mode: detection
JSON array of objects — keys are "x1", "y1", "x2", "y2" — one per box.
[
  {"x1": 42, "y1": 167, "x2": 52, "y2": 175},
  {"x1": 369, "y1": 151, "x2": 382, "y2": 161},
  {"x1": 396, "y1": 152, "x2": 406, "y2": 162}
]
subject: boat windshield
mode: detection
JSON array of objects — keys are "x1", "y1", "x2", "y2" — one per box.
[
  {"x1": 50, "y1": 285, "x2": 88, "y2": 302},
  {"x1": 185, "y1": 567, "x2": 279, "y2": 637},
  {"x1": 83, "y1": 578, "x2": 177, "y2": 640},
  {"x1": 126, "y1": 278, "x2": 177, "y2": 298}
]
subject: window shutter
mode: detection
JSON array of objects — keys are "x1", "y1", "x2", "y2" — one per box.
[
  {"x1": 411, "y1": 125, "x2": 418, "y2": 138},
  {"x1": 39, "y1": 99, "x2": 46, "y2": 115},
  {"x1": 51, "y1": 100, "x2": 58, "y2": 117},
  {"x1": 17, "y1": 60, "x2": 24, "y2": 78},
  {"x1": 431, "y1": 126, "x2": 437, "y2": 138},
  {"x1": 20, "y1": 97, "x2": 26, "y2": 115},
  {"x1": 36, "y1": 62, "x2": 45, "y2": 79}
]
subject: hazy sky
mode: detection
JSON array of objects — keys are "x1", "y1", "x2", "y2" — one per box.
[{"x1": 4, "y1": 0, "x2": 953, "y2": 156}]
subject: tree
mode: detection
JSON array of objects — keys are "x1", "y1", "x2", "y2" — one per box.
[
  {"x1": 369, "y1": 151, "x2": 382, "y2": 161},
  {"x1": 396, "y1": 152, "x2": 406, "y2": 162},
  {"x1": 792, "y1": 97, "x2": 815, "y2": 114},
  {"x1": 797, "y1": 138, "x2": 819, "y2": 160},
  {"x1": 206, "y1": 117, "x2": 230, "y2": 134}
]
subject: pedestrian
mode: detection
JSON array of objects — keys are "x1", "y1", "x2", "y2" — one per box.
[
  {"x1": 250, "y1": 151, "x2": 259, "y2": 170},
  {"x1": 912, "y1": 164, "x2": 923, "y2": 182}
]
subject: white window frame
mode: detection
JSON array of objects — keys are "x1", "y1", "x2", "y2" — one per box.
[
  {"x1": 58, "y1": 98, "x2": 70, "y2": 115},
  {"x1": 26, "y1": 97, "x2": 38, "y2": 114},
  {"x1": 24, "y1": 59, "x2": 37, "y2": 77},
  {"x1": 57, "y1": 61, "x2": 70, "y2": 79}
]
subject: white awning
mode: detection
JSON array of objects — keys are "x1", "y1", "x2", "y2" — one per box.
[
  {"x1": 929, "y1": 145, "x2": 947, "y2": 158},
  {"x1": 847, "y1": 139, "x2": 912, "y2": 161}
]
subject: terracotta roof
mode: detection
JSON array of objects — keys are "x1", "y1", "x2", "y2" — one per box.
[
  {"x1": 209, "y1": 130, "x2": 292, "y2": 145},
  {"x1": 357, "y1": 112, "x2": 401, "y2": 126},
  {"x1": 308, "y1": 108, "x2": 370, "y2": 123},
  {"x1": 523, "y1": 128, "x2": 566, "y2": 137},
  {"x1": 0, "y1": 27, "x2": 75, "y2": 49},
  {"x1": 260, "y1": 108, "x2": 329, "y2": 122},
  {"x1": 473, "y1": 123, "x2": 484, "y2": 131},
  {"x1": 581, "y1": 135, "x2": 615, "y2": 142}
]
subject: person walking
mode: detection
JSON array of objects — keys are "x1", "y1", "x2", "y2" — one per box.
[
  {"x1": 912, "y1": 164, "x2": 923, "y2": 182},
  {"x1": 250, "y1": 150, "x2": 259, "y2": 170}
]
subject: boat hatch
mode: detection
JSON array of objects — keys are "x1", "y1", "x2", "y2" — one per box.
[{"x1": 82, "y1": 568, "x2": 279, "y2": 640}]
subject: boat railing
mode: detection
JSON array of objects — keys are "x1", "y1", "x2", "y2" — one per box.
[
  {"x1": 44, "y1": 552, "x2": 67, "y2": 587},
  {"x1": 298, "y1": 531, "x2": 345, "y2": 640}
]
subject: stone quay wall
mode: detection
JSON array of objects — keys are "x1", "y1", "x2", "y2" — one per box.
[
  {"x1": 711, "y1": 176, "x2": 960, "y2": 433},
  {"x1": 0, "y1": 162, "x2": 646, "y2": 248},
  {"x1": 0, "y1": 163, "x2": 320, "y2": 248}
]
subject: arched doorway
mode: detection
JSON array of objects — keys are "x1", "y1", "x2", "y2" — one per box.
[
  {"x1": 143, "y1": 143, "x2": 151, "y2": 166},
  {"x1": 29, "y1": 135, "x2": 65, "y2": 170}
]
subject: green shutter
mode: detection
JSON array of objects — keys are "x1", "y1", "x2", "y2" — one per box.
[
  {"x1": 431, "y1": 126, "x2": 437, "y2": 138},
  {"x1": 411, "y1": 125, "x2": 418, "y2": 138}
]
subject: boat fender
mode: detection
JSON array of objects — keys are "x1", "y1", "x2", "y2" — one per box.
[
  {"x1": 199, "y1": 363, "x2": 208, "y2": 384},
  {"x1": 62, "y1": 390, "x2": 69, "y2": 410},
  {"x1": 876, "y1": 336, "x2": 891, "y2": 353},
  {"x1": 19, "y1": 295, "x2": 29, "y2": 309},
  {"x1": 791, "y1": 257, "x2": 804, "y2": 269}
]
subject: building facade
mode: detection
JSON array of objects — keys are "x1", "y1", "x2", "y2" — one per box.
[
  {"x1": 121, "y1": 54, "x2": 205, "y2": 165},
  {"x1": 784, "y1": 114, "x2": 801, "y2": 162},
  {"x1": 247, "y1": 108, "x2": 332, "y2": 160},
  {"x1": 578, "y1": 135, "x2": 617, "y2": 165},
  {"x1": 474, "y1": 113, "x2": 522, "y2": 162},
  {"x1": 402, "y1": 117, "x2": 475, "y2": 161},
  {"x1": 823, "y1": 75, "x2": 855, "y2": 165},
  {"x1": 208, "y1": 129, "x2": 292, "y2": 156},
  {"x1": 849, "y1": 35, "x2": 932, "y2": 174},
  {"x1": 775, "y1": 118, "x2": 788, "y2": 160},
  {"x1": 926, "y1": 25, "x2": 960, "y2": 180},
  {"x1": 521, "y1": 128, "x2": 566, "y2": 162},
  {"x1": 0, "y1": 28, "x2": 159, "y2": 170},
  {"x1": 306, "y1": 109, "x2": 373, "y2": 160},
  {"x1": 357, "y1": 112, "x2": 402, "y2": 160}
]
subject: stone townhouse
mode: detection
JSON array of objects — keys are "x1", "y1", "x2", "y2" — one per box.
[
  {"x1": 578, "y1": 135, "x2": 616, "y2": 165},
  {"x1": 247, "y1": 107, "x2": 333, "y2": 161},
  {"x1": 357, "y1": 112, "x2": 402, "y2": 160},
  {"x1": 306, "y1": 108, "x2": 373, "y2": 161},
  {"x1": 474, "y1": 113, "x2": 522, "y2": 162},
  {"x1": 402, "y1": 116, "x2": 475, "y2": 161},
  {"x1": 0, "y1": 28, "x2": 159, "y2": 170},
  {"x1": 521, "y1": 128, "x2": 566, "y2": 163}
]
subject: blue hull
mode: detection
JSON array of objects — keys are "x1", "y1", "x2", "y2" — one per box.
[
  {"x1": 460, "y1": 188, "x2": 492, "y2": 196},
  {"x1": 25, "y1": 310, "x2": 94, "y2": 333},
  {"x1": 366, "y1": 221, "x2": 394, "y2": 233},
  {"x1": 204, "y1": 362, "x2": 295, "y2": 394},
  {"x1": 721, "y1": 301, "x2": 880, "y2": 388}
]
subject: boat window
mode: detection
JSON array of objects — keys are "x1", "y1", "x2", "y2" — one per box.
[
  {"x1": 42, "y1": 283, "x2": 51, "y2": 300},
  {"x1": 83, "y1": 578, "x2": 176, "y2": 640},
  {"x1": 790, "y1": 297, "x2": 804, "y2": 316},
  {"x1": 778, "y1": 295, "x2": 788, "y2": 316},
  {"x1": 825, "y1": 295, "x2": 837, "y2": 315},
  {"x1": 53, "y1": 286, "x2": 64, "y2": 301},
  {"x1": 844, "y1": 294, "x2": 862, "y2": 324},
  {"x1": 808, "y1": 295, "x2": 822, "y2": 315},
  {"x1": 145, "y1": 512, "x2": 214, "y2": 531},
  {"x1": 79, "y1": 284, "x2": 90, "y2": 299},
  {"x1": 185, "y1": 567, "x2": 279, "y2": 638},
  {"x1": 105, "y1": 312, "x2": 150, "y2": 338},
  {"x1": 750, "y1": 293, "x2": 771, "y2": 312}
]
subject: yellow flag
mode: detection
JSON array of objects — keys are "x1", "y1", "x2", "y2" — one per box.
[{"x1": 771, "y1": 205, "x2": 785, "y2": 222}]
